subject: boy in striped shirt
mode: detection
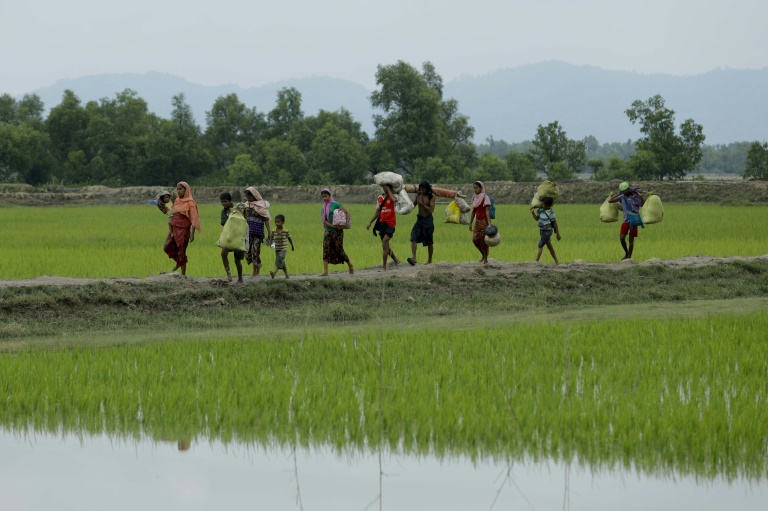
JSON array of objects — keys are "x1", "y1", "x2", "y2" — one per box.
[
  {"x1": 269, "y1": 214, "x2": 294, "y2": 279},
  {"x1": 529, "y1": 196, "x2": 561, "y2": 264}
]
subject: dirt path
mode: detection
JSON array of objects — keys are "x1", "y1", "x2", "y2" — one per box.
[{"x1": 2, "y1": 255, "x2": 766, "y2": 289}]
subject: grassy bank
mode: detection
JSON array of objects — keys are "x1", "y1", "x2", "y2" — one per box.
[{"x1": 2, "y1": 259, "x2": 768, "y2": 348}]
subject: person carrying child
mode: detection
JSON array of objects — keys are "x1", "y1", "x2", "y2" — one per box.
[
  {"x1": 608, "y1": 182, "x2": 645, "y2": 261},
  {"x1": 366, "y1": 184, "x2": 401, "y2": 270},
  {"x1": 269, "y1": 214, "x2": 294, "y2": 279},
  {"x1": 163, "y1": 181, "x2": 201, "y2": 276},
  {"x1": 219, "y1": 192, "x2": 245, "y2": 284},
  {"x1": 407, "y1": 180, "x2": 436, "y2": 266},
  {"x1": 529, "y1": 196, "x2": 561, "y2": 264}
]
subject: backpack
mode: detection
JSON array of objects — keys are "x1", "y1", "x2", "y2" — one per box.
[{"x1": 484, "y1": 194, "x2": 496, "y2": 219}]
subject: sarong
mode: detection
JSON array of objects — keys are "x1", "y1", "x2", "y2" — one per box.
[
  {"x1": 164, "y1": 213, "x2": 192, "y2": 266},
  {"x1": 472, "y1": 218, "x2": 489, "y2": 259},
  {"x1": 323, "y1": 229, "x2": 349, "y2": 265}
]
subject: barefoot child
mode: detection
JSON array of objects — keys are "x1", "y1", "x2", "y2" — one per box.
[
  {"x1": 269, "y1": 214, "x2": 294, "y2": 279},
  {"x1": 530, "y1": 196, "x2": 561, "y2": 264}
]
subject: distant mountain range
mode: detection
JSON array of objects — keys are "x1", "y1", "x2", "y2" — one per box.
[{"x1": 25, "y1": 61, "x2": 768, "y2": 145}]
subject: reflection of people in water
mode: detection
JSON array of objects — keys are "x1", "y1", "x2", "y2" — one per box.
[{"x1": 177, "y1": 439, "x2": 191, "y2": 451}]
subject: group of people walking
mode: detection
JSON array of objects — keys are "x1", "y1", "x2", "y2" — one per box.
[{"x1": 156, "y1": 179, "x2": 644, "y2": 280}]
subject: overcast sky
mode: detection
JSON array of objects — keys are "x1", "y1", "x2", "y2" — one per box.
[{"x1": 2, "y1": 0, "x2": 767, "y2": 95}]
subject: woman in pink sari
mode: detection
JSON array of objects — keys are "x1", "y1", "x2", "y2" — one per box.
[{"x1": 164, "y1": 182, "x2": 201, "y2": 275}]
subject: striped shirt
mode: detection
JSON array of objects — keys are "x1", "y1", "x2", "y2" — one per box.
[
  {"x1": 271, "y1": 230, "x2": 291, "y2": 251},
  {"x1": 537, "y1": 208, "x2": 556, "y2": 230}
]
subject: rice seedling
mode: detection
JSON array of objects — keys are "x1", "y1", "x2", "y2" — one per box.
[
  {"x1": 0, "y1": 204, "x2": 767, "y2": 279},
  {"x1": 1, "y1": 312, "x2": 766, "y2": 482}
]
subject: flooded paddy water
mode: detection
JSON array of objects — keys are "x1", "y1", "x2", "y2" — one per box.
[{"x1": 2, "y1": 431, "x2": 766, "y2": 510}]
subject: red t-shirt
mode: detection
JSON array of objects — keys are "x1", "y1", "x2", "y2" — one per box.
[
  {"x1": 474, "y1": 204, "x2": 487, "y2": 220},
  {"x1": 377, "y1": 195, "x2": 396, "y2": 227}
]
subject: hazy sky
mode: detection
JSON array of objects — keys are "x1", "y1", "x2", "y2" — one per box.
[{"x1": 2, "y1": 0, "x2": 767, "y2": 94}]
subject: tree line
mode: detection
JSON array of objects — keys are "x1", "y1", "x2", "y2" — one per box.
[{"x1": 2, "y1": 61, "x2": 767, "y2": 187}]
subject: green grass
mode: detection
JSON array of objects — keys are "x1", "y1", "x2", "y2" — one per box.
[
  {"x1": 1, "y1": 312, "x2": 766, "y2": 481},
  {"x1": 1, "y1": 203, "x2": 767, "y2": 279}
]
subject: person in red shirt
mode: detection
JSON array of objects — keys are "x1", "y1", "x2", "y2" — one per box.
[{"x1": 366, "y1": 184, "x2": 401, "y2": 270}]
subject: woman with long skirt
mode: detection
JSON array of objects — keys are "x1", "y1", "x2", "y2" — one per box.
[
  {"x1": 468, "y1": 181, "x2": 492, "y2": 265},
  {"x1": 164, "y1": 181, "x2": 201, "y2": 275},
  {"x1": 242, "y1": 187, "x2": 271, "y2": 278},
  {"x1": 320, "y1": 188, "x2": 354, "y2": 276}
]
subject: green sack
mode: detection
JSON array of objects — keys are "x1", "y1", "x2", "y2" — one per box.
[
  {"x1": 216, "y1": 209, "x2": 247, "y2": 251},
  {"x1": 641, "y1": 193, "x2": 664, "y2": 224},
  {"x1": 530, "y1": 192, "x2": 544, "y2": 209},
  {"x1": 599, "y1": 194, "x2": 619, "y2": 223},
  {"x1": 537, "y1": 180, "x2": 560, "y2": 202}
]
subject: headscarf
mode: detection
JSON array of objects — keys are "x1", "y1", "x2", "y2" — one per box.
[
  {"x1": 173, "y1": 182, "x2": 201, "y2": 232},
  {"x1": 244, "y1": 186, "x2": 271, "y2": 220},
  {"x1": 471, "y1": 181, "x2": 491, "y2": 210},
  {"x1": 320, "y1": 188, "x2": 334, "y2": 225}
]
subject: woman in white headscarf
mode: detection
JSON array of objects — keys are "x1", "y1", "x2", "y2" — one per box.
[{"x1": 242, "y1": 187, "x2": 271, "y2": 277}]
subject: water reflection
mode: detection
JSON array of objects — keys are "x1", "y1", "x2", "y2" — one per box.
[{"x1": 1, "y1": 430, "x2": 765, "y2": 511}]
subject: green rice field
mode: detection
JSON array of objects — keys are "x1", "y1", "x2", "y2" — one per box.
[
  {"x1": 0, "y1": 203, "x2": 767, "y2": 279},
  {"x1": 1, "y1": 312, "x2": 766, "y2": 481}
]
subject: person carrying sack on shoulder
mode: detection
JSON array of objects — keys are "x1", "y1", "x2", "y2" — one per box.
[
  {"x1": 366, "y1": 184, "x2": 401, "y2": 270},
  {"x1": 609, "y1": 182, "x2": 645, "y2": 261}
]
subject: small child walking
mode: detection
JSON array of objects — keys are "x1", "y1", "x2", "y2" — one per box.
[
  {"x1": 269, "y1": 214, "x2": 294, "y2": 279},
  {"x1": 530, "y1": 196, "x2": 561, "y2": 264}
]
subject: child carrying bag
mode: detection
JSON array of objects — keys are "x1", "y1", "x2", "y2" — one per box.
[{"x1": 216, "y1": 209, "x2": 247, "y2": 251}]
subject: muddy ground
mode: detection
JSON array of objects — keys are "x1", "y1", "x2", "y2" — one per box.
[{"x1": 3, "y1": 254, "x2": 766, "y2": 290}]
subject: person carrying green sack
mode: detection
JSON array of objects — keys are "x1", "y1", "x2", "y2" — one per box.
[
  {"x1": 609, "y1": 182, "x2": 645, "y2": 261},
  {"x1": 218, "y1": 192, "x2": 245, "y2": 284}
]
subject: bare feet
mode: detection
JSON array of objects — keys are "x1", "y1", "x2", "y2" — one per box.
[
  {"x1": 348, "y1": 264, "x2": 355, "y2": 275},
  {"x1": 320, "y1": 272, "x2": 329, "y2": 277},
  {"x1": 269, "y1": 271, "x2": 276, "y2": 279}
]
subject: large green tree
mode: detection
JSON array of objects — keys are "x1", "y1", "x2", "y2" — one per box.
[
  {"x1": 625, "y1": 94, "x2": 705, "y2": 180},
  {"x1": 204, "y1": 93, "x2": 266, "y2": 173},
  {"x1": 743, "y1": 141, "x2": 768, "y2": 180},
  {"x1": 45, "y1": 90, "x2": 89, "y2": 182},
  {"x1": 370, "y1": 61, "x2": 474, "y2": 177},
  {"x1": 528, "y1": 121, "x2": 586, "y2": 178}
]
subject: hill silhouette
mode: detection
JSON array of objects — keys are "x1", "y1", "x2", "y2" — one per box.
[{"x1": 27, "y1": 62, "x2": 768, "y2": 145}]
